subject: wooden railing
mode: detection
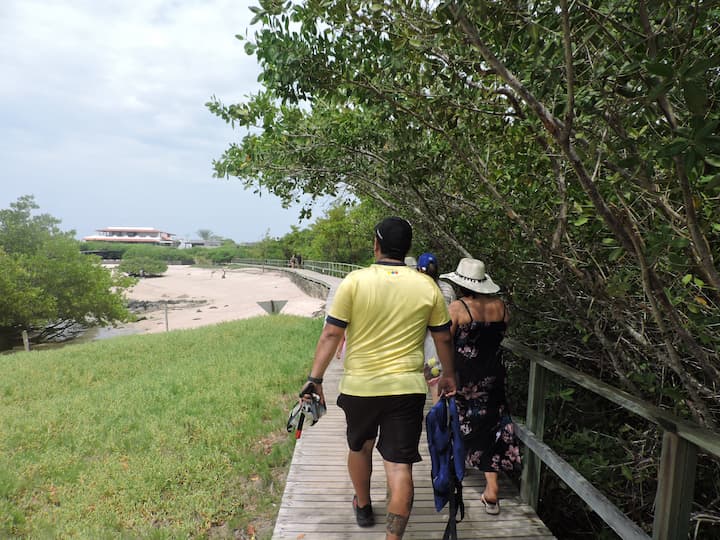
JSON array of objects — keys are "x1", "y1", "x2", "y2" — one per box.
[
  {"x1": 229, "y1": 258, "x2": 363, "y2": 278},
  {"x1": 503, "y1": 338, "x2": 720, "y2": 540}
]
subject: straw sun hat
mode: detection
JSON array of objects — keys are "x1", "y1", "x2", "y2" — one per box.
[{"x1": 440, "y1": 258, "x2": 500, "y2": 294}]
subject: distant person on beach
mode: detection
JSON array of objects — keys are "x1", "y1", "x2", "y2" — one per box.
[
  {"x1": 299, "y1": 217, "x2": 456, "y2": 540},
  {"x1": 416, "y1": 252, "x2": 456, "y2": 403}
]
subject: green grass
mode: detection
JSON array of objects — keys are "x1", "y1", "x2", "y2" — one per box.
[{"x1": 0, "y1": 315, "x2": 323, "y2": 539}]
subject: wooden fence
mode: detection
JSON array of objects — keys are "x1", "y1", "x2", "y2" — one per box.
[
  {"x1": 504, "y1": 338, "x2": 720, "y2": 540},
  {"x1": 230, "y1": 258, "x2": 363, "y2": 278}
]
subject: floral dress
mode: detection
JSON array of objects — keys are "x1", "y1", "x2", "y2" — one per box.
[{"x1": 453, "y1": 299, "x2": 521, "y2": 475}]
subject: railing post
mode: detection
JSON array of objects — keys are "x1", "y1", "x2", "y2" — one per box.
[
  {"x1": 521, "y1": 360, "x2": 547, "y2": 509},
  {"x1": 652, "y1": 431, "x2": 697, "y2": 540}
]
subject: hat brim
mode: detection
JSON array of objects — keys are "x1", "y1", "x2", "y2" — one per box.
[{"x1": 440, "y1": 272, "x2": 500, "y2": 294}]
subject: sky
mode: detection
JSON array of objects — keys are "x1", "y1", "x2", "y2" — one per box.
[{"x1": 0, "y1": 0, "x2": 321, "y2": 243}]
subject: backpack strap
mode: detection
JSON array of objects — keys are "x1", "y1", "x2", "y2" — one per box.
[{"x1": 441, "y1": 466, "x2": 465, "y2": 539}]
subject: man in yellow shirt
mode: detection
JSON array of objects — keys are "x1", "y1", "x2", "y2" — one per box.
[{"x1": 300, "y1": 217, "x2": 456, "y2": 540}]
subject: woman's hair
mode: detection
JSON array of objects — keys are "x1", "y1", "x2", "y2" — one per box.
[{"x1": 457, "y1": 285, "x2": 478, "y2": 298}]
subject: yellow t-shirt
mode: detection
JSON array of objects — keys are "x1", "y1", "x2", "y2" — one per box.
[{"x1": 327, "y1": 262, "x2": 451, "y2": 396}]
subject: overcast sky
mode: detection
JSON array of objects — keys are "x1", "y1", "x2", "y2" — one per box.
[{"x1": 1, "y1": 0, "x2": 320, "y2": 243}]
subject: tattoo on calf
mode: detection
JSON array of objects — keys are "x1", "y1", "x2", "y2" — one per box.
[{"x1": 386, "y1": 512, "x2": 409, "y2": 536}]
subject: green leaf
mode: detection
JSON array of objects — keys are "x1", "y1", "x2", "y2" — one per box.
[
  {"x1": 602, "y1": 238, "x2": 616, "y2": 245},
  {"x1": 648, "y1": 80, "x2": 673, "y2": 101},
  {"x1": 244, "y1": 42, "x2": 257, "y2": 55},
  {"x1": 683, "y1": 56, "x2": 720, "y2": 79},
  {"x1": 645, "y1": 61, "x2": 674, "y2": 78},
  {"x1": 682, "y1": 274, "x2": 693, "y2": 285},
  {"x1": 657, "y1": 138, "x2": 689, "y2": 158},
  {"x1": 528, "y1": 23, "x2": 539, "y2": 42},
  {"x1": 704, "y1": 155, "x2": 720, "y2": 168},
  {"x1": 574, "y1": 216, "x2": 589, "y2": 226},
  {"x1": 695, "y1": 119, "x2": 719, "y2": 139},
  {"x1": 621, "y1": 465, "x2": 633, "y2": 481},
  {"x1": 682, "y1": 78, "x2": 708, "y2": 117},
  {"x1": 693, "y1": 277, "x2": 705, "y2": 287},
  {"x1": 608, "y1": 247, "x2": 624, "y2": 262}
]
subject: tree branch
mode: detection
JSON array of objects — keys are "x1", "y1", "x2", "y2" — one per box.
[{"x1": 560, "y1": 0, "x2": 575, "y2": 142}]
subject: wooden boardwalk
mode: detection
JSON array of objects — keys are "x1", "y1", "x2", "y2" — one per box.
[{"x1": 273, "y1": 356, "x2": 555, "y2": 539}]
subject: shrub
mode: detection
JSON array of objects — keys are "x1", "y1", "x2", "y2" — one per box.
[{"x1": 117, "y1": 256, "x2": 167, "y2": 277}]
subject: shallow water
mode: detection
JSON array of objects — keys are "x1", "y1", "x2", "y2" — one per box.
[
  {"x1": 82, "y1": 325, "x2": 144, "y2": 341},
  {"x1": 1, "y1": 324, "x2": 143, "y2": 354}
]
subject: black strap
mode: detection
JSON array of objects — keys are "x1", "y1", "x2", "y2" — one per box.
[
  {"x1": 442, "y1": 474, "x2": 464, "y2": 540},
  {"x1": 442, "y1": 515, "x2": 456, "y2": 539},
  {"x1": 458, "y1": 298, "x2": 474, "y2": 323},
  {"x1": 441, "y1": 397, "x2": 465, "y2": 540},
  {"x1": 457, "y1": 485, "x2": 465, "y2": 522},
  {"x1": 460, "y1": 297, "x2": 509, "y2": 325},
  {"x1": 443, "y1": 473, "x2": 457, "y2": 540}
]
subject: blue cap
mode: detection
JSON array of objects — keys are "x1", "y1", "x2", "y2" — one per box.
[{"x1": 417, "y1": 252, "x2": 438, "y2": 272}]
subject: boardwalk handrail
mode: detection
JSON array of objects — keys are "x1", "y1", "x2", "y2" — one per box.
[
  {"x1": 503, "y1": 337, "x2": 720, "y2": 540},
  {"x1": 230, "y1": 258, "x2": 363, "y2": 278}
]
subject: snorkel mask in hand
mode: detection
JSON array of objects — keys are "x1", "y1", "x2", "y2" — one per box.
[{"x1": 286, "y1": 383, "x2": 326, "y2": 438}]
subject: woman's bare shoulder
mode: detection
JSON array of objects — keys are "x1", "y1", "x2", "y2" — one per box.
[
  {"x1": 479, "y1": 296, "x2": 508, "y2": 322},
  {"x1": 448, "y1": 299, "x2": 470, "y2": 324}
]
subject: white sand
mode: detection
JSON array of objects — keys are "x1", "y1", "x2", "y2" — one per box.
[{"x1": 113, "y1": 266, "x2": 326, "y2": 334}]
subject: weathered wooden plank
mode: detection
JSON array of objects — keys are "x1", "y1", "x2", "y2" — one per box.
[
  {"x1": 502, "y1": 338, "x2": 720, "y2": 458},
  {"x1": 274, "y1": 525, "x2": 555, "y2": 540},
  {"x1": 520, "y1": 360, "x2": 547, "y2": 509},
  {"x1": 274, "y1": 530, "x2": 555, "y2": 540},
  {"x1": 652, "y1": 431, "x2": 697, "y2": 540},
  {"x1": 274, "y1": 351, "x2": 555, "y2": 539},
  {"x1": 516, "y1": 423, "x2": 649, "y2": 540}
]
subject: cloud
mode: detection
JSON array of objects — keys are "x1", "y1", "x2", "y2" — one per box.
[{"x1": 0, "y1": 0, "x2": 311, "y2": 242}]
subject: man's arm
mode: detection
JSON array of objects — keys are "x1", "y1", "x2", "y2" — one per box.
[
  {"x1": 301, "y1": 322, "x2": 345, "y2": 405},
  {"x1": 431, "y1": 329, "x2": 456, "y2": 396}
]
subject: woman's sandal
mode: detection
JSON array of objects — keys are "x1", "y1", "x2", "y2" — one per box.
[{"x1": 481, "y1": 493, "x2": 500, "y2": 515}]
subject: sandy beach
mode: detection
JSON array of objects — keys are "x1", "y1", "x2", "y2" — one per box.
[{"x1": 111, "y1": 265, "x2": 326, "y2": 335}]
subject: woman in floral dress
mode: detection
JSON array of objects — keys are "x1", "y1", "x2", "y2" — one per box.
[{"x1": 441, "y1": 258, "x2": 521, "y2": 515}]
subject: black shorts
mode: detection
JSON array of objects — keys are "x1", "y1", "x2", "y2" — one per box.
[{"x1": 336, "y1": 393, "x2": 426, "y2": 464}]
